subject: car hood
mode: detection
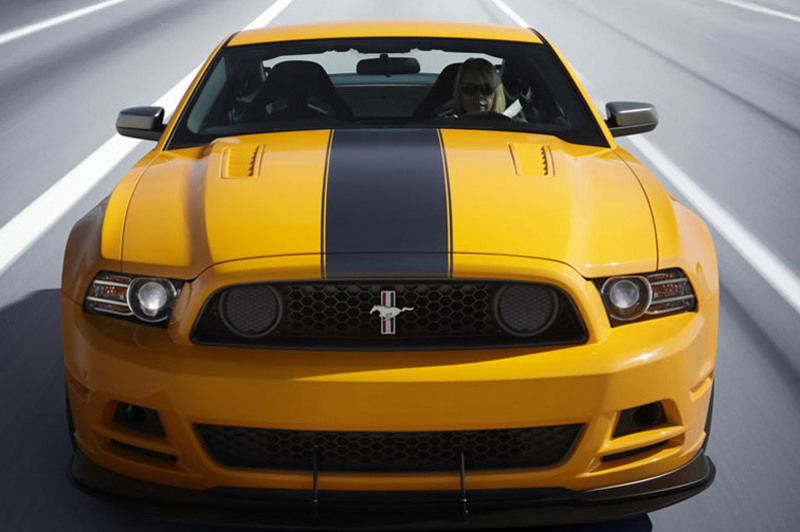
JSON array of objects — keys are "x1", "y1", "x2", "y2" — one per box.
[{"x1": 118, "y1": 128, "x2": 656, "y2": 279}]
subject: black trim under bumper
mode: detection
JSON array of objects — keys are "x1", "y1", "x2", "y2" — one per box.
[{"x1": 69, "y1": 449, "x2": 714, "y2": 529}]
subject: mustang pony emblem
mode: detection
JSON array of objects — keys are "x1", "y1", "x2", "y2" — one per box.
[
  {"x1": 369, "y1": 305, "x2": 415, "y2": 319},
  {"x1": 370, "y1": 290, "x2": 413, "y2": 335}
]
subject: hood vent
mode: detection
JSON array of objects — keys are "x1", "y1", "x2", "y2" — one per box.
[
  {"x1": 508, "y1": 143, "x2": 553, "y2": 177},
  {"x1": 222, "y1": 144, "x2": 264, "y2": 179}
]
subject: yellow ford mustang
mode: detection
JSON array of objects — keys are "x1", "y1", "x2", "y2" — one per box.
[{"x1": 62, "y1": 21, "x2": 717, "y2": 528}]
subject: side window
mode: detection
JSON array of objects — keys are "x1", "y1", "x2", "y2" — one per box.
[{"x1": 187, "y1": 58, "x2": 228, "y2": 133}]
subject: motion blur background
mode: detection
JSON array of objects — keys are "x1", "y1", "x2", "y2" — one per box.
[{"x1": 0, "y1": 0, "x2": 798, "y2": 530}]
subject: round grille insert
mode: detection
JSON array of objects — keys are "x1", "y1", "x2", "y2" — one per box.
[
  {"x1": 494, "y1": 284, "x2": 558, "y2": 337},
  {"x1": 219, "y1": 285, "x2": 281, "y2": 338}
]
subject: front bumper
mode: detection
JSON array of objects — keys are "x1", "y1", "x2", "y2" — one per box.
[
  {"x1": 63, "y1": 295, "x2": 715, "y2": 488},
  {"x1": 70, "y1": 447, "x2": 714, "y2": 529},
  {"x1": 63, "y1": 254, "x2": 717, "y2": 526}
]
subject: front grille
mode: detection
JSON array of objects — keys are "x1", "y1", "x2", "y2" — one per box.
[
  {"x1": 195, "y1": 424, "x2": 584, "y2": 472},
  {"x1": 192, "y1": 281, "x2": 586, "y2": 349}
]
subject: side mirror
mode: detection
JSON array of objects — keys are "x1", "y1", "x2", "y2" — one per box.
[
  {"x1": 605, "y1": 102, "x2": 658, "y2": 137},
  {"x1": 116, "y1": 106, "x2": 165, "y2": 141}
]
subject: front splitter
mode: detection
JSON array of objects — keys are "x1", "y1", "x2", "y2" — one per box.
[{"x1": 69, "y1": 449, "x2": 714, "y2": 529}]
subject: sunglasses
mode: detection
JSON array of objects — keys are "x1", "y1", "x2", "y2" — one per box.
[{"x1": 459, "y1": 83, "x2": 495, "y2": 96}]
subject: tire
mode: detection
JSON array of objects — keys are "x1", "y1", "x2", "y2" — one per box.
[
  {"x1": 701, "y1": 384, "x2": 714, "y2": 452},
  {"x1": 65, "y1": 383, "x2": 77, "y2": 452}
]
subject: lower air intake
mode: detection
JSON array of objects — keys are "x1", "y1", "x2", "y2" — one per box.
[{"x1": 195, "y1": 424, "x2": 584, "y2": 472}]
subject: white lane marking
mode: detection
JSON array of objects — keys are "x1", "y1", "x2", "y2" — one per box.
[
  {"x1": 242, "y1": 0, "x2": 294, "y2": 30},
  {"x1": 0, "y1": 0, "x2": 129, "y2": 46},
  {"x1": 491, "y1": 0, "x2": 800, "y2": 315},
  {"x1": 490, "y1": 0, "x2": 530, "y2": 27},
  {"x1": 0, "y1": 0, "x2": 294, "y2": 278},
  {"x1": 0, "y1": 69, "x2": 196, "y2": 278},
  {"x1": 708, "y1": 0, "x2": 800, "y2": 24}
]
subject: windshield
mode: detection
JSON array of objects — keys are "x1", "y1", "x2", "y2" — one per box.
[{"x1": 167, "y1": 37, "x2": 607, "y2": 149}]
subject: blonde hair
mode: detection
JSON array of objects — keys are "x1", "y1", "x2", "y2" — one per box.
[{"x1": 453, "y1": 58, "x2": 506, "y2": 114}]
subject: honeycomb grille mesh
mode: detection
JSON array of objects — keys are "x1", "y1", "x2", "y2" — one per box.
[
  {"x1": 280, "y1": 283, "x2": 492, "y2": 337},
  {"x1": 192, "y1": 281, "x2": 586, "y2": 349},
  {"x1": 195, "y1": 424, "x2": 584, "y2": 472}
]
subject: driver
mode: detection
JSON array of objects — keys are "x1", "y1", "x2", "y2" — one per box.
[
  {"x1": 452, "y1": 58, "x2": 525, "y2": 121},
  {"x1": 451, "y1": 57, "x2": 527, "y2": 122}
]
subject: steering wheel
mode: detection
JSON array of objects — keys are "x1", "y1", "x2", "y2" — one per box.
[{"x1": 459, "y1": 111, "x2": 512, "y2": 121}]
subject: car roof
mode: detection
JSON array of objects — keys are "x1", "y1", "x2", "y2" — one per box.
[{"x1": 228, "y1": 20, "x2": 542, "y2": 47}]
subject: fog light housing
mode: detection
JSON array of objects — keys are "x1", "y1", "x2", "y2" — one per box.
[
  {"x1": 494, "y1": 284, "x2": 559, "y2": 337},
  {"x1": 613, "y1": 401, "x2": 667, "y2": 437},
  {"x1": 113, "y1": 402, "x2": 166, "y2": 437}
]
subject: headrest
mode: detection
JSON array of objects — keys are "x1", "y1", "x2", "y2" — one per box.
[{"x1": 270, "y1": 61, "x2": 332, "y2": 85}]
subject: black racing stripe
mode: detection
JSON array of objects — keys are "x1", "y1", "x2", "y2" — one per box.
[
  {"x1": 325, "y1": 129, "x2": 450, "y2": 278},
  {"x1": 320, "y1": 130, "x2": 334, "y2": 278},
  {"x1": 437, "y1": 129, "x2": 454, "y2": 278}
]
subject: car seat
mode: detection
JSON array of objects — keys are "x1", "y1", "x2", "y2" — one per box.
[
  {"x1": 245, "y1": 60, "x2": 354, "y2": 122},
  {"x1": 411, "y1": 63, "x2": 462, "y2": 119}
]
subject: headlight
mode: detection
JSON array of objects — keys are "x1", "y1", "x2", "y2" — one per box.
[
  {"x1": 598, "y1": 268, "x2": 696, "y2": 325},
  {"x1": 84, "y1": 272, "x2": 181, "y2": 325}
]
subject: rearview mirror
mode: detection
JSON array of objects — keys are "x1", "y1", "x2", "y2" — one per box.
[
  {"x1": 605, "y1": 102, "x2": 658, "y2": 137},
  {"x1": 116, "y1": 106, "x2": 165, "y2": 141},
  {"x1": 357, "y1": 54, "x2": 420, "y2": 76}
]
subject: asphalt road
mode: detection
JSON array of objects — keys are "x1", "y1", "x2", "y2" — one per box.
[{"x1": 1, "y1": 0, "x2": 799, "y2": 530}]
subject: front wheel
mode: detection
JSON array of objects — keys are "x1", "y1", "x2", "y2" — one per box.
[
  {"x1": 701, "y1": 384, "x2": 714, "y2": 452},
  {"x1": 65, "y1": 383, "x2": 76, "y2": 452}
]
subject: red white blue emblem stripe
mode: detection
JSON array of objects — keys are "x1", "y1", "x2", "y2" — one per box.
[{"x1": 381, "y1": 290, "x2": 396, "y2": 335}]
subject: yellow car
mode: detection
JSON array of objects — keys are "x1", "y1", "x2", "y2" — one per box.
[{"x1": 63, "y1": 21, "x2": 717, "y2": 528}]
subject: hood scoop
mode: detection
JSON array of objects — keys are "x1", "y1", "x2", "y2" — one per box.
[
  {"x1": 222, "y1": 144, "x2": 265, "y2": 179},
  {"x1": 508, "y1": 143, "x2": 553, "y2": 176}
]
